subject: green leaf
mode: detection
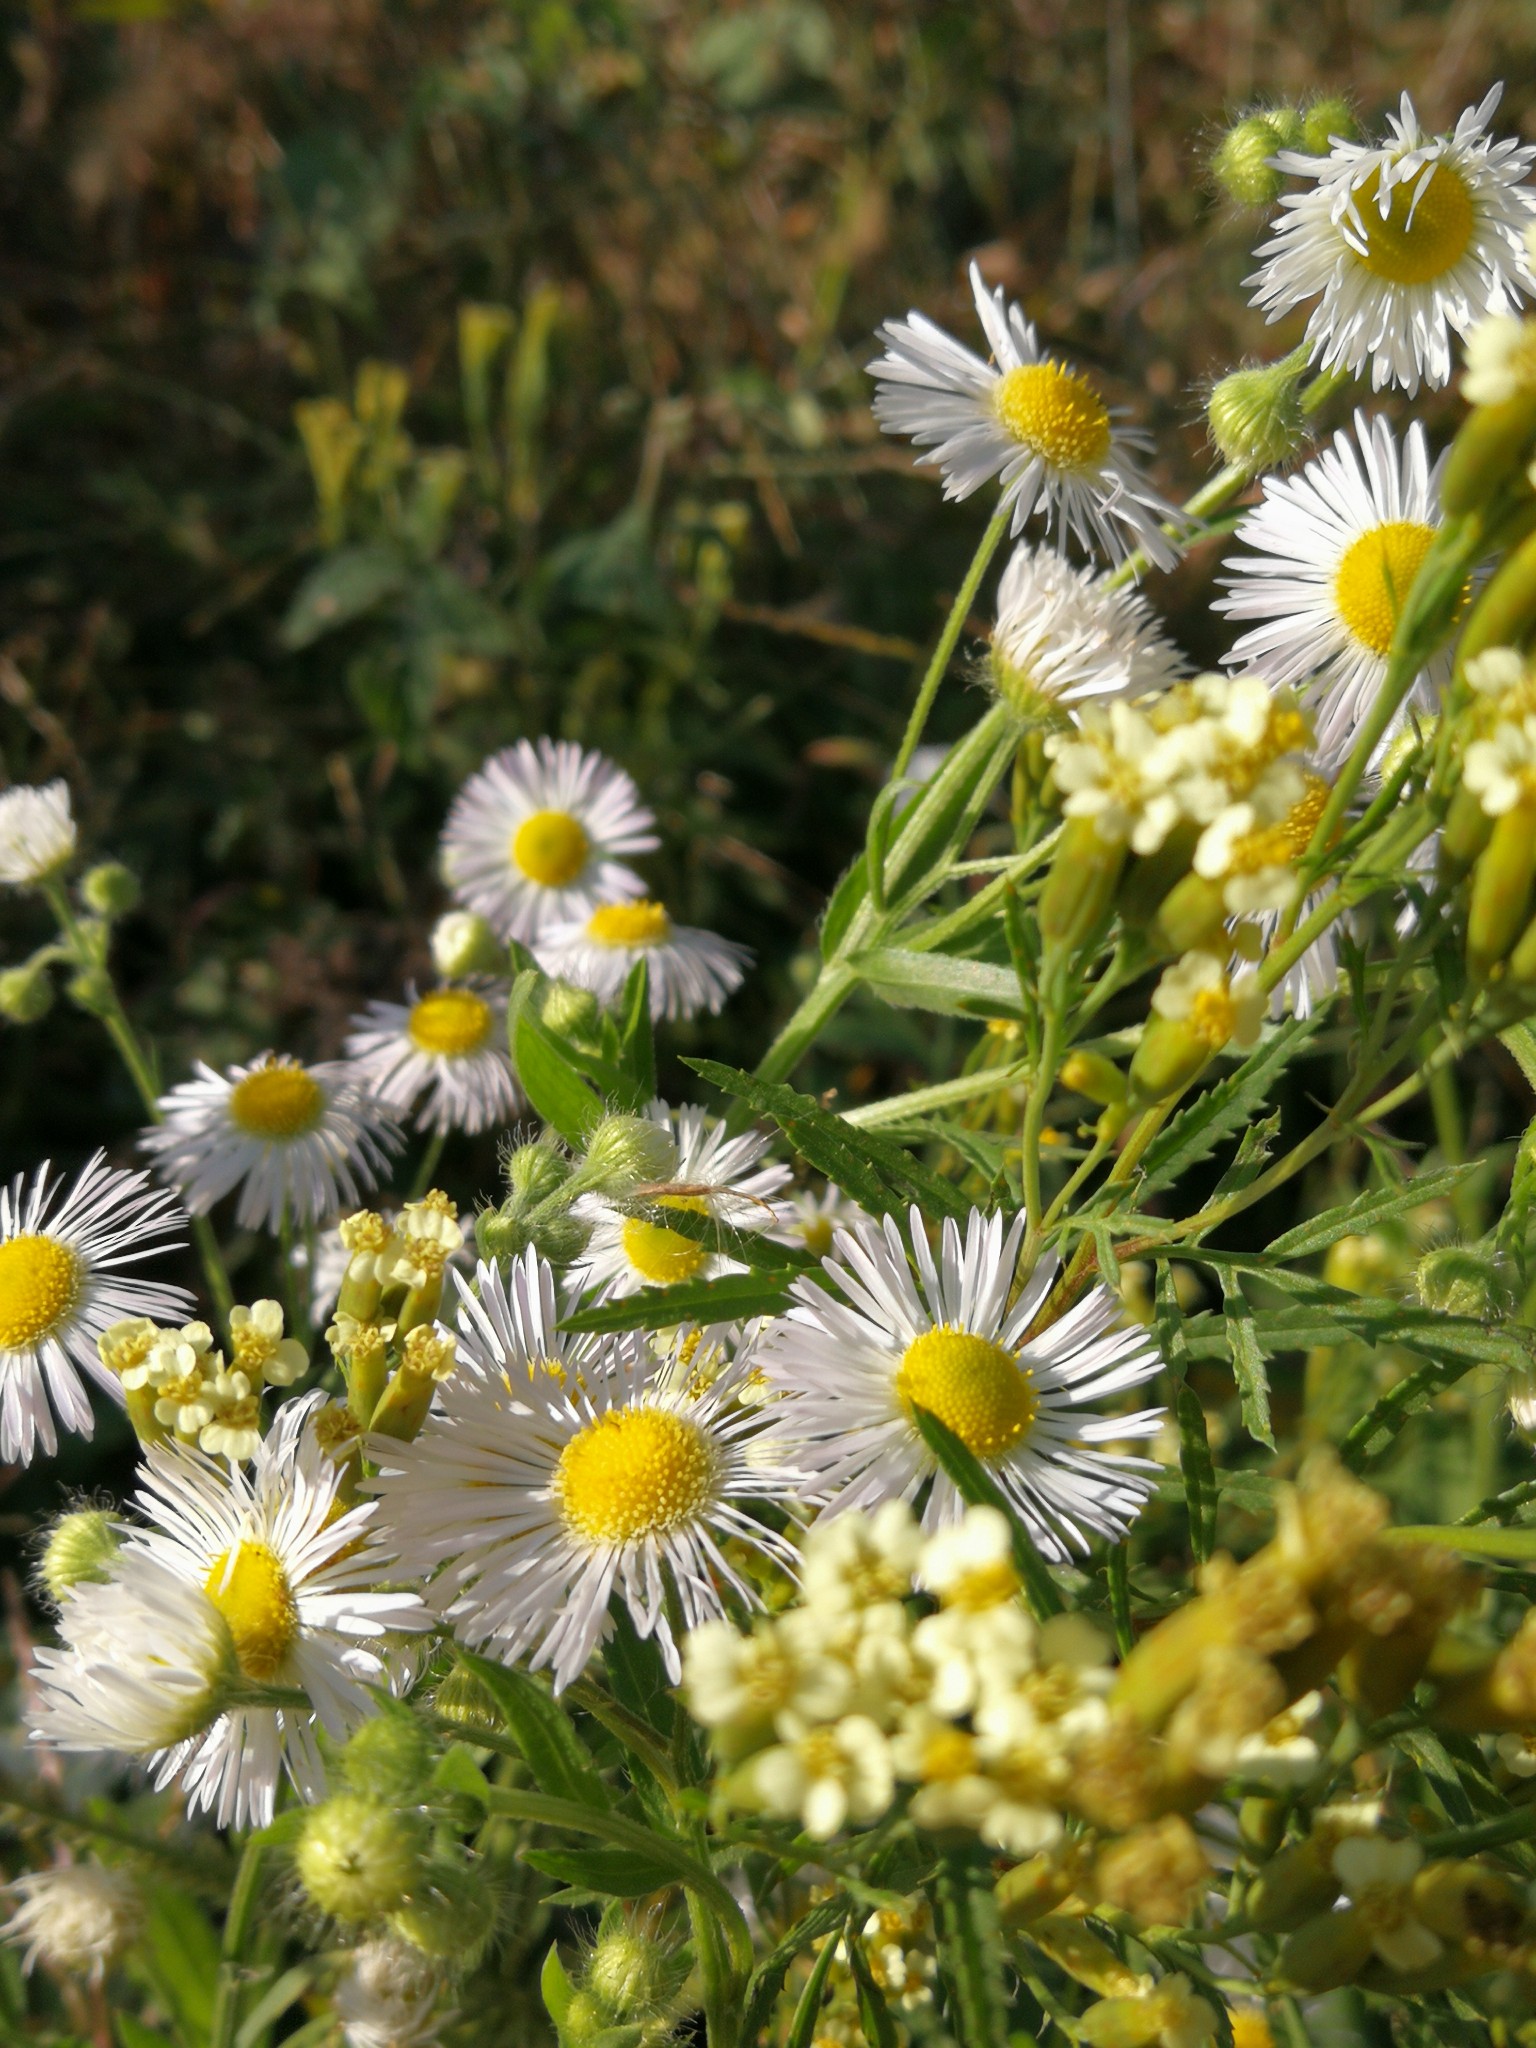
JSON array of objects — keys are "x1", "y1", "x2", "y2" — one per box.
[
  {"x1": 119, "y1": 2019, "x2": 174, "y2": 2048},
  {"x1": 846, "y1": 947, "x2": 1023, "y2": 1019},
  {"x1": 140, "y1": 1885, "x2": 222, "y2": 2047},
  {"x1": 234, "y1": 1964, "x2": 316, "y2": 2048},
  {"x1": 1138, "y1": 1014, "x2": 1322, "y2": 1197},
  {"x1": 280, "y1": 543, "x2": 406, "y2": 650},
  {"x1": 541, "y1": 1945, "x2": 577, "y2": 2028},
  {"x1": 1264, "y1": 1162, "x2": 1481, "y2": 1261},
  {"x1": 1385, "y1": 1523, "x2": 1536, "y2": 1562},
  {"x1": 616, "y1": 962, "x2": 656, "y2": 1107},
  {"x1": 909, "y1": 1406, "x2": 1063, "y2": 1618},
  {"x1": 601, "y1": 1599, "x2": 680, "y2": 1743},
  {"x1": 524, "y1": 1845, "x2": 685, "y2": 1898},
  {"x1": 934, "y1": 1848, "x2": 1011, "y2": 2048},
  {"x1": 455, "y1": 1650, "x2": 611, "y2": 1810},
  {"x1": 821, "y1": 853, "x2": 870, "y2": 961},
  {"x1": 741, "y1": 1897, "x2": 850, "y2": 2048},
  {"x1": 686, "y1": 1058, "x2": 970, "y2": 1220},
  {"x1": 1175, "y1": 1382, "x2": 1217, "y2": 1564},
  {"x1": 561, "y1": 1271, "x2": 794, "y2": 1333},
  {"x1": 1208, "y1": 1108, "x2": 1282, "y2": 1203},
  {"x1": 784, "y1": 1915, "x2": 846, "y2": 2048},
  {"x1": 509, "y1": 971, "x2": 605, "y2": 1142},
  {"x1": 1221, "y1": 1271, "x2": 1274, "y2": 1450},
  {"x1": 846, "y1": 1935, "x2": 901, "y2": 2048}
]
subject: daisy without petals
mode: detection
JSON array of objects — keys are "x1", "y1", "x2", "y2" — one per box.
[
  {"x1": 989, "y1": 545, "x2": 1186, "y2": 722},
  {"x1": 759, "y1": 1207, "x2": 1163, "y2": 1558},
  {"x1": 142, "y1": 1053, "x2": 402, "y2": 1233},
  {"x1": 1249, "y1": 85, "x2": 1536, "y2": 394},
  {"x1": 870, "y1": 262, "x2": 1179, "y2": 569},
  {"x1": 570, "y1": 1102, "x2": 790, "y2": 1298},
  {"x1": 368, "y1": 1249, "x2": 801, "y2": 1689},
  {"x1": 0, "y1": 1152, "x2": 190, "y2": 1465},
  {"x1": 535, "y1": 898, "x2": 749, "y2": 1021},
  {"x1": 0, "y1": 779, "x2": 76, "y2": 887},
  {"x1": 1216, "y1": 411, "x2": 1452, "y2": 771},
  {"x1": 439, "y1": 738, "x2": 657, "y2": 944},
  {"x1": 343, "y1": 982, "x2": 519, "y2": 1136}
]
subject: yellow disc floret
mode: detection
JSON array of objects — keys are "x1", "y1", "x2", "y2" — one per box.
[
  {"x1": 1187, "y1": 986, "x2": 1242, "y2": 1051},
  {"x1": 1354, "y1": 162, "x2": 1475, "y2": 286},
  {"x1": 621, "y1": 1195, "x2": 710, "y2": 1287},
  {"x1": 587, "y1": 900, "x2": 673, "y2": 948},
  {"x1": 407, "y1": 988, "x2": 493, "y2": 1058},
  {"x1": 204, "y1": 1540, "x2": 299, "y2": 1682},
  {"x1": 228, "y1": 1062, "x2": 325, "y2": 1141},
  {"x1": 0, "y1": 1234, "x2": 82, "y2": 1351},
  {"x1": 1333, "y1": 519, "x2": 1437, "y2": 657},
  {"x1": 555, "y1": 1406, "x2": 716, "y2": 1544},
  {"x1": 896, "y1": 1325, "x2": 1038, "y2": 1460},
  {"x1": 511, "y1": 808, "x2": 590, "y2": 887},
  {"x1": 992, "y1": 362, "x2": 1112, "y2": 474}
]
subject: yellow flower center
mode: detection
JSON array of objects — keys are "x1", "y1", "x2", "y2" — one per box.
[
  {"x1": 896, "y1": 1325, "x2": 1038, "y2": 1460},
  {"x1": 1230, "y1": 2014, "x2": 1275, "y2": 2048},
  {"x1": 1354, "y1": 162, "x2": 1475, "y2": 286},
  {"x1": 1333, "y1": 519, "x2": 1437, "y2": 657},
  {"x1": 228, "y1": 1064, "x2": 325, "y2": 1141},
  {"x1": 204, "y1": 1540, "x2": 299, "y2": 1682},
  {"x1": 921, "y1": 1726, "x2": 979, "y2": 1782},
  {"x1": 407, "y1": 988, "x2": 494, "y2": 1058},
  {"x1": 511, "y1": 808, "x2": 590, "y2": 887},
  {"x1": 587, "y1": 900, "x2": 673, "y2": 948},
  {"x1": 944, "y1": 1560, "x2": 1024, "y2": 1612},
  {"x1": 1188, "y1": 986, "x2": 1239, "y2": 1050},
  {"x1": 555, "y1": 1406, "x2": 716, "y2": 1544},
  {"x1": 1230, "y1": 775, "x2": 1332, "y2": 872},
  {"x1": 0, "y1": 1233, "x2": 82, "y2": 1351},
  {"x1": 992, "y1": 362, "x2": 1112, "y2": 474},
  {"x1": 801, "y1": 1217, "x2": 835, "y2": 1259},
  {"x1": 621, "y1": 1196, "x2": 710, "y2": 1286}
]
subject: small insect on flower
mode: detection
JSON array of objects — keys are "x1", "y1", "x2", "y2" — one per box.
[
  {"x1": 534, "y1": 899, "x2": 750, "y2": 1021},
  {"x1": 869, "y1": 262, "x2": 1179, "y2": 569},
  {"x1": 344, "y1": 983, "x2": 519, "y2": 1136},
  {"x1": 368, "y1": 1248, "x2": 802, "y2": 1690},
  {"x1": 142, "y1": 1053, "x2": 403, "y2": 1233},
  {"x1": 439, "y1": 737, "x2": 657, "y2": 943},
  {"x1": 0, "y1": 1152, "x2": 191, "y2": 1466},
  {"x1": 758, "y1": 1207, "x2": 1164, "y2": 1557},
  {"x1": 0, "y1": 779, "x2": 77, "y2": 887},
  {"x1": 1248, "y1": 85, "x2": 1536, "y2": 394}
]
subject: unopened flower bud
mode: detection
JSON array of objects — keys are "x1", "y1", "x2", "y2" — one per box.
[
  {"x1": 1211, "y1": 111, "x2": 1301, "y2": 207},
  {"x1": 1117, "y1": 823, "x2": 1202, "y2": 929},
  {"x1": 584, "y1": 1922, "x2": 684, "y2": 2021},
  {"x1": 1322, "y1": 1232, "x2": 1402, "y2": 1295},
  {"x1": 1300, "y1": 97, "x2": 1358, "y2": 152},
  {"x1": 432, "y1": 1661, "x2": 502, "y2": 1734},
  {"x1": 1467, "y1": 803, "x2": 1536, "y2": 979},
  {"x1": 1415, "y1": 1246, "x2": 1506, "y2": 1320},
  {"x1": 429, "y1": 910, "x2": 504, "y2": 979},
  {"x1": 1208, "y1": 359, "x2": 1307, "y2": 472},
  {"x1": 504, "y1": 1139, "x2": 573, "y2": 1209},
  {"x1": 1245, "y1": 1836, "x2": 1340, "y2": 1932},
  {"x1": 79, "y1": 862, "x2": 141, "y2": 918},
  {"x1": 538, "y1": 977, "x2": 602, "y2": 1042},
  {"x1": 0, "y1": 960, "x2": 54, "y2": 1024},
  {"x1": 561, "y1": 1990, "x2": 640, "y2": 2048},
  {"x1": 572, "y1": 1115, "x2": 678, "y2": 1198},
  {"x1": 40, "y1": 1509, "x2": 122, "y2": 1603},
  {"x1": 66, "y1": 965, "x2": 114, "y2": 1016},
  {"x1": 341, "y1": 1711, "x2": 435, "y2": 1805},
  {"x1": 1151, "y1": 872, "x2": 1229, "y2": 955},
  {"x1": 1439, "y1": 782, "x2": 1494, "y2": 878},
  {"x1": 1041, "y1": 817, "x2": 1127, "y2": 956},
  {"x1": 1277, "y1": 1905, "x2": 1376, "y2": 1992},
  {"x1": 388, "y1": 1858, "x2": 494, "y2": 1960},
  {"x1": 294, "y1": 1794, "x2": 428, "y2": 1923}
]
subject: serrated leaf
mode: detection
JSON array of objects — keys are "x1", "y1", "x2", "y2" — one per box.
[
  {"x1": 1175, "y1": 1382, "x2": 1217, "y2": 1563},
  {"x1": 846, "y1": 1935, "x2": 901, "y2": 2048},
  {"x1": 741, "y1": 1897, "x2": 850, "y2": 2048},
  {"x1": 1265, "y1": 1162, "x2": 1481, "y2": 1261},
  {"x1": 280, "y1": 543, "x2": 406, "y2": 649},
  {"x1": 561, "y1": 1270, "x2": 793, "y2": 1332},
  {"x1": 847, "y1": 947, "x2": 1024, "y2": 1018},
  {"x1": 1138, "y1": 1014, "x2": 1322, "y2": 1197},
  {"x1": 455, "y1": 1650, "x2": 610, "y2": 1810},
  {"x1": 1208, "y1": 1108, "x2": 1282, "y2": 1203},
  {"x1": 785, "y1": 1916, "x2": 847, "y2": 2048},
  {"x1": 1221, "y1": 1271, "x2": 1274, "y2": 1450}
]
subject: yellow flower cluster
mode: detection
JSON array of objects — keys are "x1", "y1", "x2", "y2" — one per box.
[{"x1": 99, "y1": 1299, "x2": 306, "y2": 1461}]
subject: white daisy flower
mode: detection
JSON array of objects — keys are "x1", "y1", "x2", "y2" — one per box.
[
  {"x1": 774, "y1": 1183, "x2": 870, "y2": 1262},
  {"x1": 1216, "y1": 412, "x2": 1452, "y2": 771},
  {"x1": 343, "y1": 982, "x2": 519, "y2": 1136},
  {"x1": 334, "y1": 1939, "x2": 444, "y2": 2048},
  {"x1": 99, "y1": 1394, "x2": 424, "y2": 1828},
  {"x1": 869, "y1": 262, "x2": 1179, "y2": 568},
  {"x1": 533, "y1": 899, "x2": 750, "y2": 1021},
  {"x1": 570, "y1": 1102, "x2": 790, "y2": 1298},
  {"x1": 141, "y1": 1053, "x2": 403, "y2": 1233},
  {"x1": 989, "y1": 545, "x2": 1186, "y2": 720},
  {"x1": 0, "y1": 779, "x2": 76, "y2": 886},
  {"x1": 3, "y1": 1862, "x2": 144, "y2": 1981},
  {"x1": 439, "y1": 738, "x2": 657, "y2": 943},
  {"x1": 1249, "y1": 85, "x2": 1536, "y2": 394},
  {"x1": 0, "y1": 1152, "x2": 191, "y2": 1466},
  {"x1": 758, "y1": 1207, "x2": 1163, "y2": 1558},
  {"x1": 368, "y1": 1249, "x2": 802, "y2": 1689}
]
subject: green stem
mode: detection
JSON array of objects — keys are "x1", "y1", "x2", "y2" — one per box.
[
  {"x1": 407, "y1": 1128, "x2": 449, "y2": 1203},
  {"x1": 754, "y1": 964, "x2": 856, "y2": 1085},
  {"x1": 1021, "y1": 995, "x2": 1065, "y2": 1250},
  {"x1": 209, "y1": 1833, "x2": 267, "y2": 2048},
  {"x1": 1103, "y1": 461, "x2": 1251, "y2": 592},
  {"x1": 933, "y1": 1846, "x2": 1010, "y2": 2048},
  {"x1": 890, "y1": 505, "x2": 1010, "y2": 786}
]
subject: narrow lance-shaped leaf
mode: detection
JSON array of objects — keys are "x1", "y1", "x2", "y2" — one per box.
[{"x1": 1221, "y1": 1270, "x2": 1274, "y2": 1451}]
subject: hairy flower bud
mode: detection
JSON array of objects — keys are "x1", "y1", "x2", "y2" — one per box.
[
  {"x1": 40, "y1": 1509, "x2": 122, "y2": 1604},
  {"x1": 504, "y1": 1139, "x2": 574, "y2": 1209},
  {"x1": 1208, "y1": 359, "x2": 1307, "y2": 472},
  {"x1": 78, "y1": 862, "x2": 141, "y2": 918},
  {"x1": 1211, "y1": 111, "x2": 1301, "y2": 207},
  {"x1": 539, "y1": 977, "x2": 603, "y2": 1042},
  {"x1": 294, "y1": 1794, "x2": 429, "y2": 1923},
  {"x1": 572, "y1": 1115, "x2": 679, "y2": 1199},
  {"x1": 583, "y1": 1921, "x2": 686, "y2": 2022},
  {"x1": 0, "y1": 960, "x2": 55, "y2": 1025},
  {"x1": 430, "y1": 909, "x2": 504, "y2": 979},
  {"x1": 340, "y1": 1710, "x2": 435, "y2": 1806},
  {"x1": 1415, "y1": 1246, "x2": 1506, "y2": 1320},
  {"x1": 1300, "y1": 96, "x2": 1357, "y2": 151},
  {"x1": 388, "y1": 1858, "x2": 494, "y2": 1960}
]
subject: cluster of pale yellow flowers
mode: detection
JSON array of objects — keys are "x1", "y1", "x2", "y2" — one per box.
[
  {"x1": 99, "y1": 1299, "x2": 307, "y2": 1463},
  {"x1": 323, "y1": 1193, "x2": 464, "y2": 1445}
]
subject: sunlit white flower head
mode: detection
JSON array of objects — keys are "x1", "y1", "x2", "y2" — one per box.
[
  {"x1": 142, "y1": 1054, "x2": 402, "y2": 1233},
  {"x1": 439, "y1": 739, "x2": 657, "y2": 943},
  {"x1": 774, "y1": 1183, "x2": 869, "y2": 1263},
  {"x1": 53, "y1": 1395, "x2": 427, "y2": 1828},
  {"x1": 343, "y1": 983, "x2": 519, "y2": 1136},
  {"x1": 334, "y1": 1938, "x2": 444, "y2": 2048},
  {"x1": 1463, "y1": 309, "x2": 1536, "y2": 404},
  {"x1": 369, "y1": 1249, "x2": 801, "y2": 1690},
  {"x1": 0, "y1": 780, "x2": 76, "y2": 886},
  {"x1": 989, "y1": 546, "x2": 1186, "y2": 719},
  {"x1": 1249, "y1": 86, "x2": 1536, "y2": 393},
  {"x1": 3, "y1": 1862, "x2": 144, "y2": 1981},
  {"x1": 570, "y1": 1102, "x2": 790, "y2": 1299},
  {"x1": 759, "y1": 1207, "x2": 1163, "y2": 1557},
  {"x1": 534, "y1": 899, "x2": 750, "y2": 1020},
  {"x1": 870, "y1": 264, "x2": 1179, "y2": 568},
  {"x1": 0, "y1": 1152, "x2": 190, "y2": 1466},
  {"x1": 1216, "y1": 413, "x2": 1452, "y2": 772}
]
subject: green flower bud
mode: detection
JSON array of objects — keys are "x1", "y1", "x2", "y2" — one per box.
[
  {"x1": 475, "y1": 1208, "x2": 533, "y2": 1263},
  {"x1": 1322, "y1": 1231, "x2": 1403, "y2": 1295},
  {"x1": 584, "y1": 1921, "x2": 687, "y2": 2023},
  {"x1": 1439, "y1": 781, "x2": 1494, "y2": 877},
  {"x1": 40, "y1": 1508, "x2": 121, "y2": 1603},
  {"x1": 1300, "y1": 97, "x2": 1358, "y2": 152},
  {"x1": 1208, "y1": 358, "x2": 1307, "y2": 472},
  {"x1": 1059, "y1": 1050, "x2": 1127, "y2": 1107},
  {"x1": 340, "y1": 1710, "x2": 435, "y2": 1806},
  {"x1": 1211, "y1": 112, "x2": 1298, "y2": 208},
  {"x1": 561, "y1": 1992, "x2": 644, "y2": 2048},
  {"x1": 429, "y1": 910, "x2": 505, "y2": 979},
  {"x1": 1040, "y1": 817, "x2": 1126, "y2": 957},
  {"x1": 1117, "y1": 823, "x2": 1201, "y2": 928},
  {"x1": 503, "y1": 1140, "x2": 573, "y2": 1208},
  {"x1": 1415, "y1": 1246, "x2": 1507, "y2": 1320},
  {"x1": 1467, "y1": 802, "x2": 1536, "y2": 979},
  {"x1": 1238, "y1": 1795, "x2": 1286, "y2": 1860},
  {"x1": 66, "y1": 965, "x2": 115, "y2": 1016},
  {"x1": 79, "y1": 862, "x2": 141, "y2": 918},
  {"x1": 1151, "y1": 872, "x2": 1229, "y2": 956},
  {"x1": 294, "y1": 1794, "x2": 429, "y2": 1923},
  {"x1": 475, "y1": 1203, "x2": 591, "y2": 1268},
  {"x1": 539, "y1": 977, "x2": 603, "y2": 1042},
  {"x1": 572, "y1": 1116, "x2": 679, "y2": 1199},
  {"x1": 388, "y1": 1858, "x2": 494, "y2": 1961},
  {"x1": 1277, "y1": 1904, "x2": 1376, "y2": 1992},
  {"x1": 1128, "y1": 1016, "x2": 1211, "y2": 1105},
  {"x1": 0, "y1": 960, "x2": 55, "y2": 1025},
  {"x1": 1245, "y1": 1836, "x2": 1340, "y2": 1932}
]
